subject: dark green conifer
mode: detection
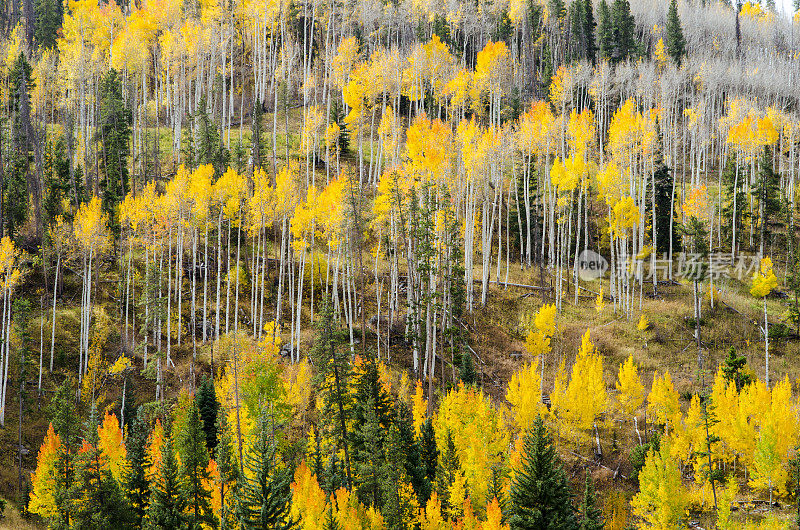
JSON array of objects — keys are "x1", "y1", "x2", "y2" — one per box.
[
  {"x1": 508, "y1": 416, "x2": 577, "y2": 530},
  {"x1": 196, "y1": 376, "x2": 219, "y2": 453},
  {"x1": 665, "y1": 0, "x2": 686, "y2": 64}
]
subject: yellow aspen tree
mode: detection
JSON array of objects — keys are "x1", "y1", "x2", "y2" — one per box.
[
  {"x1": 616, "y1": 355, "x2": 645, "y2": 443},
  {"x1": 482, "y1": 497, "x2": 509, "y2": 530},
  {"x1": 29, "y1": 423, "x2": 61, "y2": 519},
  {"x1": 506, "y1": 359, "x2": 544, "y2": 432},
  {"x1": 630, "y1": 441, "x2": 689, "y2": 529},
  {"x1": 561, "y1": 330, "x2": 607, "y2": 447},
  {"x1": 290, "y1": 460, "x2": 328, "y2": 529},
  {"x1": 417, "y1": 492, "x2": 447, "y2": 530},
  {"x1": 97, "y1": 412, "x2": 127, "y2": 482},
  {"x1": 648, "y1": 371, "x2": 681, "y2": 435}
]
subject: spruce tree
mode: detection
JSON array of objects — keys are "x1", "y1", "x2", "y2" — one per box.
[
  {"x1": 216, "y1": 410, "x2": 239, "y2": 530},
  {"x1": 721, "y1": 347, "x2": 751, "y2": 392},
  {"x1": 508, "y1": 416, "x2": 577, "y2": 530},
  {"x1": 597, "y1": 0, "x2": 614, "y2": 60},
  {"x1": 419, "y1": 418, "x2": 438, "y2": 494},
  {"x1": 177, "y1": 398, "x2": 215, "y2": 529},
  {"x1": 322, "y1": 506, "x2": 342, "y2": 530},
  {"x1": 97, "y1": 68, "x2": 131, "y2": 240},
  {"x1": 146, "y1": 432, "x2": 189, "y2": 529},
  {"x1": 584, "y1": 0, "x2": 597, "y2": 62},
  {"x1": 395, "y1": 402, "x2": 429, "y2": 504},
  {"x1": 34, "y1": 0, "x2": 63, "y2": 49},
  {"x1": 311, "y1": 299, "x2": 353, "y2": 490},
  {"x1": 124, "y1": 409, "x2": 152, "y2": 526},
  {"x1": 611, "y1": 0, "x2": 636, "y2": 61},
  {"x1": 665, "y1": 0, "x2": 686, "y2": 65},
  {"x1": 196, "y1": 376, "x2": 219, "y2": 453},
  {"x1": 577, "y1": 472, "x2": 603, "y2": 530},
  {"x1": 235, "y1": 412, "x2": 296, "y2": 529},
  {"x1": 435, "y1": 431, "x2": 460, "y2": 518},
  {"x1": 353, "y1": 399, "x2": 387, "y2": 508}
]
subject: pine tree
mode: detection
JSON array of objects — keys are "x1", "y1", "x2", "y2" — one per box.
[
  {"x1": 34, "y1": 0, "x2": 63, "y2": 49},
  {"x1": 720, "y1": 347, "x2": 751, "y2": 392},
  {"x1": 434, "y1": 431, "x2": 460, "y2": 518},
  {"x1": 419, "y1": 418, "x2": 438, "y2": 495},
  {"x1": 577, "y1": 472, "x2": 603, "y2": 530},
  {"x1": 97, "y1": 68, "x2": 131, "y2": 240},
  {"x1": 597, "y1": 0, "x2": 614, "y2": 60},
  {"x1": 216, "y1": 411, "x2": 239, "y2": 530},
  {"x1": 508, "y1": 416, "x2": 577, "y2": 530},
  {"x1": 583, "y1": 0, "x2": 597, "y2": 62},
  {"x1": 196, "y1": 376, "x2": 219, "y2": 453},
  {"x1": 665, "y1": 0, "x2": 686, "y2": 64},
  {"x1": 177, "y1": 398, "x2": 215, "y2": 528},
  {"x1": 235, "y1": 412, "x2": 296, "y2": 529},
  {"x1": 146, "y1": 431, "x2": 189, "y2": 529},
  {"x1": 396, "y1": 402, "x2": 430, "y2": 505},
  {"x1": 124, "y1": 409, "x2": 152, "y2": 526},
  {"x1": 611, "y1": 0, "x2": 636, "y2": 61}
]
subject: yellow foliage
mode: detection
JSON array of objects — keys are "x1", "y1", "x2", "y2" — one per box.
[
  {"x1": 506, "y1": 360, "x2": 544, "y2": 432},
  {"x1": 616, "y1": 356, "x2": 645, "y2": 417},
  {"x1": 291, "y1": 461, "x2": 328, "y2": 529},
  {"x1": 29, "y1": 423, "x2": 61, "y2": 520},
  {"x1": 97, "y1": 412, "x2": 127, "y2": 482},
  {"x1": 648, "y1": 372, "x2": 681, "y2": 433},
  {"x1": 751, "y1": 257, "x2": 778, "y2": 298},
  {"x1": 433, "y1": 383, "x2": 507, "y2": 507}
]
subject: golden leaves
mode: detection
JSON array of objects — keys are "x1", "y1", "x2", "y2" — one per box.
[{"x1": 750, "y1": 257, "x2": 778, "y2": 298}]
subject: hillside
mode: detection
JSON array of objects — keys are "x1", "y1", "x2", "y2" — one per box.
[{"x1": 2, "y1": 0, "x2": 800, "y2": 528}]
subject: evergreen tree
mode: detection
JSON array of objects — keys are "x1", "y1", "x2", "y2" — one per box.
[
  {"x1": 6, "y1": 52, "x2": 35, "y2": 238},
  {"x1": 653, "y1": 159, "x2": 680, "y2": 255},
  {"x1": 310, "y1": 299, "x2": 353, "y2": 490},
  {"x1": 395, "y1": 402, "x2": 430, "y2": 504},
  {"x1": 577, "y1": 472, "x2": 603, "y2": 530},
  {"x1": 97, "y1": 68, "x2": 132, "y2": 240},
  {"x1": 322, "y1": 506, "x2": 342, "y2": 530},
  {"x1": 352, "y1": 398, "x2": 387, "y2": 508},
  {"x1": 584, "y1": 0, "x2": 597, "y2": 62},
  {"x1": 754, "y1": 146, "x2": 783, "y2": 255},
  {"x1": 47, "y1": 380, "x2": 80, "y2": 449},
  {"x1": 235, "y1": 412, "x2": 296, "y2": 529},
  {"x1": 665, "y1": 0, "x2": 686, "y2": 65},
  {"x1": 196, "y1": 376, "x2": 219, "y2": 453},
  {"x1": 459, "y1": 350, "x2": 477, "y2": 385},
  {"x1": 34, "y1": 0, "x2": 63, "y2": 49},
  {"x1": 434, "y1": 431, "x2": 460, "y2": 518},
  {"x1": 611, "y1": 0, "x2": 636, "y2": 61},
  {"x1": 146, "y1": 431, "x2": 189, "y2": 530},
  {"x1": 508, "y1": 416, "x2": 577, "y2": 530},
  {"x1": 124, "y1": 409, "x2": 152, "y2": 526},
  {"x1": 216, "y1": 411, "x2": 239, "y2": 530},
  {"x1": 177, "y1": 398, "x2": 215, "y2": 529},
  {"x1": 194, "y1": 95, "x2": 229, "y2": 175},
  {"x1": 597, "y1": 0, "x2": 614, "y2": 60},
  {"x1": 251, "y1": 101, "x2": 264, "y2": 170},
  {"x1": 419, "y1": 418, "x2": 438, "y2": 494},
  {"x1": 720, "y1": 347, "x2": 751, "y2": 392}
]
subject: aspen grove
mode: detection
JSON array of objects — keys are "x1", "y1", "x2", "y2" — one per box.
[{"x1": 3, "y1": 0, "x2": 800, "y2": 528}]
